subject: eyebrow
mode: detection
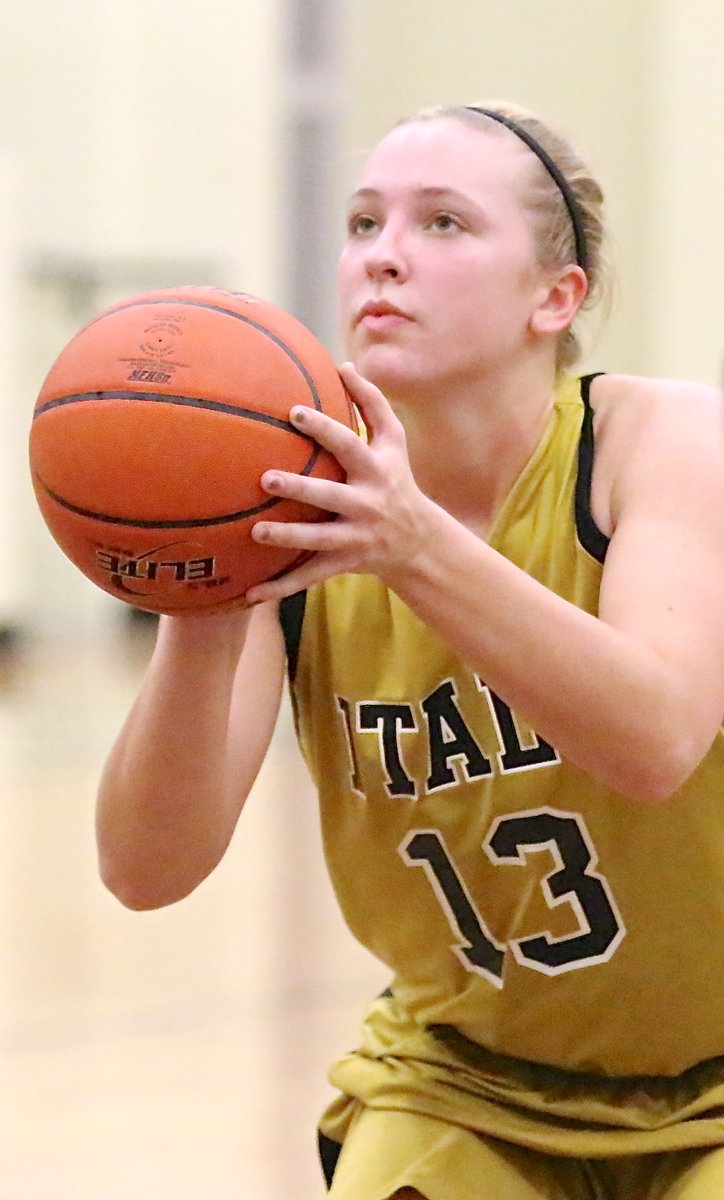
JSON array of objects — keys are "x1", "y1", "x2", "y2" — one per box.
[{"x1": 347, "y1": 185, "x2": 477, "y2": 206}]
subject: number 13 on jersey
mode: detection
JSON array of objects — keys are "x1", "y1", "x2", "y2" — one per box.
[{"x1": 400, "y1": 807, "x2": 626, "y2": 987}]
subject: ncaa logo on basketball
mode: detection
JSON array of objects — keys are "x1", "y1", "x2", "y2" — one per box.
[
  {"x1": 126, "y1": 367, "x2": 172, "y2": 381},
  {"x1": 126, "y1": 368, "x2": 172, "y2": 383}
]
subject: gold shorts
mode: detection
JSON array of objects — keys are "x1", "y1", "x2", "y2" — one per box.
[
  {"x1": 320, "y1": 993, "x2": 724, "y2": 1198},
  {"x1": 324, "y1": 1104, "x2": 724, "y2": 1200}
]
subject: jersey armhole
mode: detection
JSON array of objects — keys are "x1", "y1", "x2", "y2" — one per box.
[
  {"x1": 575, "y1": 374, "x2": 610, "y2": 565},
  {"x1": 278, "y1": 590, "x2": 307, "y2": 683}
]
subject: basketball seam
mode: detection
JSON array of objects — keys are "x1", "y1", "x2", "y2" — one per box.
[
  {"x1": 32, "y1": 389, "x2": 328, "y2": 512},
  {"x1": 32, "y1": 470, "x2": 289, "y2": 528},
  {"x1": 33, "y1": 390, "x2": 303, "y2": 431}
]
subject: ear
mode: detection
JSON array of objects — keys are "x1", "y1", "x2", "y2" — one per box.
[{"x1": 529, "y1": 265, "x2": 588, "y2": 335}]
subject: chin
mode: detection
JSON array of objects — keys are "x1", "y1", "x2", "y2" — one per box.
[{"x1": 353, "y1": 346, "x2": 425, "y2": 396}]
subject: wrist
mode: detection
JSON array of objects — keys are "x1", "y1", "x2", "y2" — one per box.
[
  {"x1": 157, "y1": 606, "x2": 254, "y2": 661},
  {"x1": 381, "y1": 493, "x2": 449, "y2": 595}
]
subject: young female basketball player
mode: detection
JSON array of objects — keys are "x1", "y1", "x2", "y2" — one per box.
[{"x1": 96, "y1": 104, "x2": 724, "y2": 1198}]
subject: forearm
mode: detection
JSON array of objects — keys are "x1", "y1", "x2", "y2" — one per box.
[
  {"x1": 386, "y1": 500, "x2": 700, "y2": 801},
  {"x1": 97, "y1": 610, "x2": 266, "y2": 907}
]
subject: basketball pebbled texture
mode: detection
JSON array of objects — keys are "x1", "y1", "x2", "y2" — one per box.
[{"x1": 29, "y1": 286, "x2": 357, "y2": 614}]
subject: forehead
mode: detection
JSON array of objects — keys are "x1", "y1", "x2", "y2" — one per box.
[{"x1": 353, "y1": 118, "x2": 530, "y2": 205}]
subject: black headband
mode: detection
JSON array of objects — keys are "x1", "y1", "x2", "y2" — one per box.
[{"x1": 465, "y1": 106, "x2": 588, "y2": 272}]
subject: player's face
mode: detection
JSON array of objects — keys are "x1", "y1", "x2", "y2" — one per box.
[{"x1": 337, "y1": 118, "x2": 549, "y2": 397}]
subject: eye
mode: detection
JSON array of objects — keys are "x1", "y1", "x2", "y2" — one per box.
[
  {"x1": 428, "y1": 212, "x2": 463, "y2": 234},
  {"x1": 347, "y1": 213, "x2": 379, "y2": 237}
]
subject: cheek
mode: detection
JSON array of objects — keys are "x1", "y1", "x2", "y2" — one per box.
[
  {"x1": 336, "y1": 252, "x2": 358, "y2": 317},
  {"x1": 449, "y1": 258, "x2": 535, "y2": 324}
]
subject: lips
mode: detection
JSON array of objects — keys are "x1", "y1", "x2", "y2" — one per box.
[{"x1": 355, "y1": 300, "x2": 412, "y2": 325}]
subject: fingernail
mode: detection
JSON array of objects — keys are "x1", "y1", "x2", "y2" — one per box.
[
  {"x1": 290, "y1": 407, "x2": 307, "y2": 424},
  {"x1": 253, "y1": 524, "x2": 270, "y2": 542},
  {"x1": 263, "y1": 473, "x2": 282, "y2": 491}
]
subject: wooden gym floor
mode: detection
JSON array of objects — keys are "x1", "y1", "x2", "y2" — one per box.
[{"x1": 0, "y1": 619, "x2": 387, "y2": 1199}]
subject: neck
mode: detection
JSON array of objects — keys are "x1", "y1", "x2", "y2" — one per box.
[{"x1": 391, "y1": 360, "x2": 558, "y2": 532}]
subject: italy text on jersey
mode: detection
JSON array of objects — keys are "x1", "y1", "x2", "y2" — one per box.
[{"x1": 336, "y1": 676, "x2": 560, "y2": 799}]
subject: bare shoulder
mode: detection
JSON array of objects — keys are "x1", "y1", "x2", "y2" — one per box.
[
  {"x1": 591, "y1": 372, "x2": 722, "y2": 426},
  {"x1": 587, "y1": 374, "x2": 724, "y2": 534}
]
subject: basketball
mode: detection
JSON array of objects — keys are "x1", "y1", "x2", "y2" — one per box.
[{"x1": 28, "y1": 286, "x2": 357, "y2": 615}]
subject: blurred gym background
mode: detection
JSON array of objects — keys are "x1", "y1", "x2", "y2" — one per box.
[{"x1": 0, "y1": 1, "x2": 721, "y2": 1196}]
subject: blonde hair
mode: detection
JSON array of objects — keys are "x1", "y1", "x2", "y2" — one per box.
[{"x1": 398, "y1": 102, "x2": 610, "y2": 372}]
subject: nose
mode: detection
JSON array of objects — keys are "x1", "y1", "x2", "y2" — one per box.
[{"x1": 363, "y1": 221, "x2": 408, "y2": 282}]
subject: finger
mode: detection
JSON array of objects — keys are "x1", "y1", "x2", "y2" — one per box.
[
  {"x1": 289, "y1": 405, "x2": 370, "y2": 473},
  {"x1": 251, "y1": 516, "x2": 350, "y2": 554},
  {"x1": 246, "y1": 550, "x2": 349, "y2": 606},
  {"x1": 261, "y1": 469, "x2": 355, "y2": 516},
  {"x1": 338, "y1": 362, "x2": 405, "y2": 442}
]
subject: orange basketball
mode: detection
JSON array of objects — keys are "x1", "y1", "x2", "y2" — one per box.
[{"x1": 29, "y1": 286, "x2": 357, "y2": 615}]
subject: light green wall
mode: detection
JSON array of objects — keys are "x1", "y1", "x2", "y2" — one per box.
[
  {"x1": 337, "y1": 0, "x2": 723, "y2": 384},
  {"x1": 0, "y1": 0, "x2": 289, "y2": 630},
  {"x1": 642, "y1": 0, "x2": 724, "y2": 382}
]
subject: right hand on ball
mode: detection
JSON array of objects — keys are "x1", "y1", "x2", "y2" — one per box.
[{"x1": 246, "y1": 364, "x2": 441, "y2": 603}]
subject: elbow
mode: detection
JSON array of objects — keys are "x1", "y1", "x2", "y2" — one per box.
[
  {"x1": 623, "y1": 773, "x2": 684, "y2": 807},
  {"x1": 98, "y1": 850, "x2": 202, "y2": 911},
  {"x1": 105, "y1": 884, "x2": 171, "y2": 912},
  {"x1": 101, "y1": 875, "x2": 196, "y2": 912},
  {"x1": 614, "y1": 731, "x2": 711, "y2": 806},
  {"x1": 99, "y1": 868, "x2": 170, "y2": 912}
]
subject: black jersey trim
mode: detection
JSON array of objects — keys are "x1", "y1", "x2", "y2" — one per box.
[
  {"x1": 278, "y1": 590, "x2": 307, "y2": 683},
  {"x1": 318, "y1": 1131, "x2": 342, "y2": 1189},
  {"x1": 430, "y1": 1022, "x2": 724, "y2": 1103},
  {"x1": 575, "y1": 373, "x2": 609, "y2": 565}
]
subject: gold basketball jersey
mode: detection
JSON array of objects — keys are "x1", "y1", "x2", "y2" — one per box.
[{"x1": 281, "y1": 374, "x2": 724, "y2": 1082}]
